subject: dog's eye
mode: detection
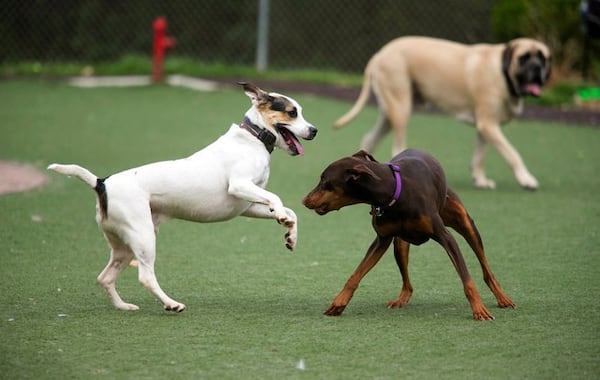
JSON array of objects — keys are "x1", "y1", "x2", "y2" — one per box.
[
  {"x1": 518, "y1": 53, "x2": 530, "y2": 64},
  {"x1": 288, "y1": 108, "x2": 297, "y2": 118},
  {"x1": 320, "y1": 177, "x2": 333, "y2": 191},
  {"x1": 536, "y1": 51, "x2": 546, "y2": 65}
]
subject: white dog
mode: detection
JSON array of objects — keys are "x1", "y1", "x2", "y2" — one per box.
[{"x1": 48, "y1": 82, "x2": 317, "y2": 313}]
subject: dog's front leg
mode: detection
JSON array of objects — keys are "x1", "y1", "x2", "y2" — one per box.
[
  {"x1": 229, "y1": 179, "x2": 297, "y2": 250},
  {"x1": 475, "y1": 123, "x2": 538, "y2": 190},
  {"x1": 471, "y1": 132, "x2": 496, "y2": 189},
  {"x1": 325, "y1": 235, "x2": 393, "y2": 316},
  {"x1": 242, "y1": 204, "x2": 297, "y2": 250}
]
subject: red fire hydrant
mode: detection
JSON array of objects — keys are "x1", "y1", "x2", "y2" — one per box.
[{"x1": 152, "y1": 17, "x2": 176, "y2": 83}]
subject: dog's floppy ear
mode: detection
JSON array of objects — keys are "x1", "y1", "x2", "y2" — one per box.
[
  {"x1": 346, "y1": 164, "x2": 381, "y2": 182},
  {"x1": 543, "y1": 53, "x2": 553, "y2": 83},
  {"x1": 501, "y1": 43, "x2": 514, "y2": 73},
  {"x1": 239, "y1": 81, "x2": 269, "y2": 105},
  {"x1": 352, "y1": 150, "x2": 378, "y2": 162}
]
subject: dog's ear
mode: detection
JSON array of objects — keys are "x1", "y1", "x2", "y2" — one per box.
[
  {"x1": 239, "y1": 81, "x2": 269, "y2": 105},
  {"x1": 502, "y1": 43, "x2": 514, "y2": 73},
  {"x1": 352, "y1": 150, "x2": 378, "y2": 162},
  {"x1": 543, "y1": 53, "x2": 553, "y2": 83},
  {"x1": 347, "y1": 164, "x2": 381, "y2": 182}
]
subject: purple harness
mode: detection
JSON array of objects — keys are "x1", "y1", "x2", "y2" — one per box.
[{"x1": 374, "y1": 163, "x2": 402, "y2": 217}]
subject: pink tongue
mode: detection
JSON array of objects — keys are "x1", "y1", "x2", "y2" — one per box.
[
  {"x1": 292, "y1": 137, "x2": 304, "y2": 155},
  {"x1": 526, "y1": 83, "x2": 542, "y2": 96}
]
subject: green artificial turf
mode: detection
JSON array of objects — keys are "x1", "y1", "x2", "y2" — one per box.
[{"x1": 0, "y1": 80, "x2": 599, "y2": 379}]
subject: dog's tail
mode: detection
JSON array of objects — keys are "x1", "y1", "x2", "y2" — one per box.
[
  {"x1": 332, "y1": 65, "x2": 373, "y2": 129},
  {"x1": 47, "y1": 163, "x2": 109, "y2": 216},
  {"x1": 47, "y1": 163, "x2": 98, "y2": 187}
]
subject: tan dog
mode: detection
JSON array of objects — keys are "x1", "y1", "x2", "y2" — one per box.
[{"x1": 333, "y1": 36, "x2": 552, "y2": 190}]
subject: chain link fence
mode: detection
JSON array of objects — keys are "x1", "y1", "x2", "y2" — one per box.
[{"x1": 0, "y1": 0, "x2": 586, "y2": 75}]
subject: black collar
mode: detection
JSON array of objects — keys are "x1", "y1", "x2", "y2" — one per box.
[
  {"x1": 239, "y1": 116, "x2": 276, "y2": 153},
  {"x1": 501, "y1": 46, "x2": 520, "y2": 99}
]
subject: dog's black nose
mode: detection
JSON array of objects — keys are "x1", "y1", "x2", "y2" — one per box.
[{"x1": 305, "y1": 126, "x2": 318, "y2": 140}]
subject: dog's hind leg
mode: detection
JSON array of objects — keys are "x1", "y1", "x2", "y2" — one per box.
[
  {"x1": 374, "y1": 73, "x2": 412, "y2": 157},
  {"x1": 430, "y1": 215, "x2": 494, "y2": 320},
  {"x1": 127, "y1": 226, "x2": 186, "y2": 313},
  {"x1": 98, "y1": 233, "x2": 139, "y2": 310},
  {"x1": 471, "y1": 132, "x2": 496, "y2": 189},
  {"x1": 440, "y1": 189, "x2": 515, "y2": 309},
  {"x1": 106, "y1": 198, "x2": 185, "y2": 312},
  {"x1": 387, "y1": 238, "x2": 413, "y2": 309},
  {"x1": 361, "y1": 112, "x2": 390, "y2": 154}
]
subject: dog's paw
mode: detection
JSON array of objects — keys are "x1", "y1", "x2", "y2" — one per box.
[
  {"x1": 516, "y1": 171, "x2": 538, "y2": 191},
  {"x1": 115, "y1": 302, "x2": 140, "y2": 311},
  {"x1": 472, "y1": 307, "x2": 495, "y2": 321},
  {"x1": 473, "y1": 176, "x2": 496, "y2": 190},
  {"x1": 276, "y1": 214, "x2": 295, "y2": 228},
  {"x1": 387, "y1": 289, "x2": 412, "y2": 308},
  {"x1": 277, "y1": 208, "x2": 297, "y2": 251},
  {"x1": 324, "y1": 304, "x2": 346, "y2": 316},
  {"x1": 164, "y1": 302, "x2": 186, "y2": 313},
  {"x1": 284, "y1": 220, "x2": 297, "y2": 251},
  {"x1": 496, "y1": 294, "x2": 516, "y2": 309},
  {"x1": 386, "y1": 298, "x2": 409, "y2": 309}
]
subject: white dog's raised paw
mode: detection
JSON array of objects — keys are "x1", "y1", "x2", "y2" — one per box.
[
  {"x1": 276, "y1": 216, "x2": 295, "y2": 228},
  {"x1": 285, "y1": 240, "x2": 296, "y2": 251},
  {"x1": 285, "y1": 226, "x2": 298, "y2": 251},
  {"x1": 164, "y1": 303, "x2": 186, "y2": 313}
]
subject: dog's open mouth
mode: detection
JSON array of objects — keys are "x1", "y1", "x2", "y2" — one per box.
[{"x1": 277, "y1": 125, "x2": 304, "y2": 156}]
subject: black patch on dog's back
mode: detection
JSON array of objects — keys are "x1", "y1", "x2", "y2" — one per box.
[{"x1": 94, "y1": 177, "x2": 109, "y2": 217}]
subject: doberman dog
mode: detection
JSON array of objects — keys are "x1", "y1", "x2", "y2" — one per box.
[{"x1": 302, "y1": 149, "x2": 515, "y2": 320}]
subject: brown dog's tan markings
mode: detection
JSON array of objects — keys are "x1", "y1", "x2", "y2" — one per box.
[{"x1": 303, "y1": 149, "x2": 515, "y2": 320}]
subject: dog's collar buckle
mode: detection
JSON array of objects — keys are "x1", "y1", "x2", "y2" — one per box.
[
  {"x1": 240, "y1": 116, "x2": 276, "y2": 153},
  {"x1": 374, "y1": 163, "x2": 402, "y2": 217}
]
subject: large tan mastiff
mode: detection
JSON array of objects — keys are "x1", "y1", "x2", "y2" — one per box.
[{"x1": 334, "y1": 36, "x2": 552, "y2": 190}]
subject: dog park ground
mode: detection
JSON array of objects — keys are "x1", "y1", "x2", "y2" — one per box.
[{"x1": 0, "y1": 80, "x2": 598, "y2": 378}]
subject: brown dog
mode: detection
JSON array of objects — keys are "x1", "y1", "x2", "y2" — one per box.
[
  {"x1": 303, "y1": 149, "x2": 515, "y2": 320},
  {"x1": 333, "y1": 37, "x2": 552, "y2": 190}
]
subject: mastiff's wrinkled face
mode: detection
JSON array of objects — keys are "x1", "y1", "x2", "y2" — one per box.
[{"x1": 503, "y1": 38, "x2": 552, "y2": 98}]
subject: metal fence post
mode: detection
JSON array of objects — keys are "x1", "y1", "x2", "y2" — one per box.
[{"x1": 256, "y1": 0, "x2": 270, "y2": 72}]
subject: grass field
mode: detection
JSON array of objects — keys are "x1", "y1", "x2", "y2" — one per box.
[{"x1": 1, "y1": 80, "x2": 599, "y2": 379}]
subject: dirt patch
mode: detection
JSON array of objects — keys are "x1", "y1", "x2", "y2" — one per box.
[{"x1": 0, "y1": 161, "x2": 48, "y2": 195}]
